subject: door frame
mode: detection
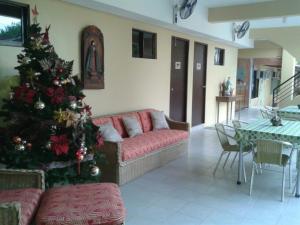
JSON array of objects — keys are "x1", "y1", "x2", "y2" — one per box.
[
  {"x1": 192, "y1": 41, "x2": 207, "y2": 126},
  {"x1": 169, "y1": 36, "x2": 189, "y2": 122}
]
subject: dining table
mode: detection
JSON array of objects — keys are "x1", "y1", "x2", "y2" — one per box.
[
  {"x1": 278, "y1": 105, "x2": 300, "y2": 120},
  {"x1": 237, "y1": 118, "x2": 300, "y2": 197}
]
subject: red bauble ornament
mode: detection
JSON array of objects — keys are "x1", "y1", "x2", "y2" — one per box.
[
  {"x1": 26, "y1": 143, "x2": 32, "y2": 150},
  {"x1": 76, "y1": 150, "x2": 84, "y2": 161}
]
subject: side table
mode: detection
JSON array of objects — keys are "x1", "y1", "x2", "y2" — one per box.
[{"x1": 216, "y1": 96, "x2": 236, "y2": 124}]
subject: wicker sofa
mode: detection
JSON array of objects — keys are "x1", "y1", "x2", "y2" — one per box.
[
  {"x1": 93, "y1": 109, "x2": 190, "y2": 185},
  {"x1": 0, "y1": 169, "x2": 45, "y2": 225}
]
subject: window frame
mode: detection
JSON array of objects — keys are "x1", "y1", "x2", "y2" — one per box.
[
  {"x1": 0, "y1": 0, "x2": 30, "y2": 47},
  {"x1": 132, "y1": 28, "x2": 157, "y2": 59},
  {"x1": 214, "y1": 47, "x2": 225, "y2": 66}
]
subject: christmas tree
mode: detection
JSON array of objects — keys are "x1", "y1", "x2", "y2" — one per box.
[{"x1": 0, "y1": 7, "x2": 104, "y2": 188}]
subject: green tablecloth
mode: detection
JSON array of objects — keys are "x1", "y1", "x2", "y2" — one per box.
[
  {"x1": 278, "y1": 106, "x2": 300, "y2": 120},
  {"x1": 237, "y1": 119, "x2": 300, "y2": 146}
]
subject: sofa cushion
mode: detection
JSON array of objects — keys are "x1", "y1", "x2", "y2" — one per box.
[
  {"x1": 121, "y1": 129, "x2": 188, "y2": 161},
  {"x1": 0, "y1": 188, "x2": 43, "y2": 225},
  {"x1": 122, "y1": 116, "x2": 143, "y2": 137},
  {"x1": 36, "y1": 183, "x2": 125, "y2": 225},
  {"x1": 99, "y1": 122, "x2": 123, "y2": 142},
  {"x1": 112, "y1": 112, "x2": 142, "y2": 138},
  {"x1": 93, "y1": 116, "x2": 113, "y2": 127},
  {"x1": 138, "y1": 109, "x2": 155, "y2": 133},
  {"x1": 150, "y1": 111, "x2": 169, "y2": 130}
]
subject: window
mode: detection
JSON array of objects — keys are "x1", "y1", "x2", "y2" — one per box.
[
  {"x1": 0, "y1": 0, "x2": 29, "y2": 46},
  {"x1": 132, "y1": 29, "x2": 156, "y2": 59},
  {"x1": 251, "y1": 71, "x2": 260, "y2": 99},
  {"x1": 214, "y1": 47, "x2": 225, "y2": 65}
]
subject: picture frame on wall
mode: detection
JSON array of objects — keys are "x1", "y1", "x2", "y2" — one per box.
[{"x1": 81, "y1": 25, "x2": 104, "y2": 89}]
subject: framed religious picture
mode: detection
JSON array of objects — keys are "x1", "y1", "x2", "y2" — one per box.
[{"x1": 81, "y1": 26, "x2": 104, "y2": 89}]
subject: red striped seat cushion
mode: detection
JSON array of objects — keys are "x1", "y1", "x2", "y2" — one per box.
[
  {"x1": 36, "y1": 183, "x2": 125, "y2": 225},
  {"x1": 121, "y1": 129, "x2": 188, "y2": 161},
  {"x1": 0, "y1": 188, "x2": 43, "y2": 225}
]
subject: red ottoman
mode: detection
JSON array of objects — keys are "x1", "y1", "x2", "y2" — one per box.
[{"x1": 36, "y1": 183, "x2": 125, "y2": 225}]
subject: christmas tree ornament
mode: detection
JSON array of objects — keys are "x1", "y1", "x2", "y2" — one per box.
[
  {"x1": 34, "y1": 98, "x2": 45, "y2": 110},
  {"x1": 45, "y1": 141, "x2": 52, "y2": 149},
  {"x1": 13, "y1": 136, "x2": 22, "y2": 144},
  {"x1": 76, "y1": 150, "x2": 84, "y2": 161},
  {"x1": 25, "y1": 83, "x2": 30, "y2": 88},
  {"x1": 77, "y1": 99, "x2": 84, "y2": 108},
  {"x1": 31, "y1": 5, "x2": 39, "y2": 24},
  {"x1": 9, "y1": 92, "x2": 14, "y2": 100},
  {"x1": 39, "y1": 59, "x2": 52, "y2": 71},
  {"x1": 69, "y1": 100, "x2": 77, "y2": 109},
  {"x1": 53, "y1": 79, "x2": 60, "y2": 86},
  {"x1": 90, "y1": 165, "x2": 100, "y2": 176},
  {"x1": 34, "y1": 72, "x2": 41, "y2": 76},
  {"x1": 42, "y1": 25, "x2": 51, "y2": 44},
  {"x1": 26, "y1": 143, "x2": 32, "y2": 150},
  {"x1": 15, "y1": 144, "x2": 25, "y2": 151}
]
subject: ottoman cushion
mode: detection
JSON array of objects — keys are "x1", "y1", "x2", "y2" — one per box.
[
  {"x1": 0, "y1": 188, "x2": 43, "y2": 225},
  {"x1": 36, "y1": 183, "x2": 125, "y2": 225}
]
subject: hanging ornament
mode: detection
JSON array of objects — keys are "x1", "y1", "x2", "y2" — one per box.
[
  {"x1": 13, "y1": 136, "x2": 22, "y2": 144},
  {"x1": 77, "y1": 99, "x2": 84, "y2": 109},
  {"x1": 42, "y1": 25, "x2": 51, "y2": 45},
  {"x1": 9, "y1": 91, "x2": 14, "y2": 100},
  {"x1": 34, "y1": 72, "x2": 41, "y2": 76},
  {"x1": 15, "y1": 144, "x2": 25, "y2": 151},
  {"x1": 45, "y1": 141, "x2": 52, "y2": 149},
  {"x1": 39, "y1": 59, "x2": 52, "y2": 71},
  {"x1": 25, "y1": 83, "x2": 30, "y2": 88},
  {"x1": 57, "y1": 68, "x2": 63, "y2": 74},
  {"x1": 50, "y1": 125, "x2": 57, "y2": 134},
  {"x1": 90, "y1": 165, "x2": 100, "y2": 176},
  {"x1": 76, "y1": 150, "x2": 84, "y2": 161},
  {"x1": 34, "y1": 98, "x2": 45, "y2": 110},
  {"x1": 53, "y1": 79, "x2": 60, "y2": 86},
  {"x1": 26, "y1": 143, "x2": 32, "y2": 150},
  {"x1": 69, "y1": 100, "x2": 77, "y2": 109}
]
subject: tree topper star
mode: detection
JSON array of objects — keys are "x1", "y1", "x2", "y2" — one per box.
[{"x1": 32, "y1": 5, "x2": 39, "y2": 24}]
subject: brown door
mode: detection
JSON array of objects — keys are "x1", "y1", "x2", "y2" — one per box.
[
  {"x1": 192, "y1": 42, "x2": 207, "y2": 126},
  {"x1": 170, "y1": 37, "x2": 189, "y2": 122}
]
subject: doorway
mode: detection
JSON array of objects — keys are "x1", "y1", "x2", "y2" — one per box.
[
  {"x1": 192, "y1": 42, "x2": 207, "y2": 126},
  {"x1": 169, "y1": 37, "x2": 189, "y2": 122}
]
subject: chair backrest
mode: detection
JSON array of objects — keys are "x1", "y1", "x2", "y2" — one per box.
[
  {"x1": 260, "y1": 109, "x2": 273, "y2": 119},
  {"x1": 215, "y1": 123, "x2": 230, "y2": 148},
  {"x1": 232, "y1": 120, "x2": 241, "y2": 129},
  {"x1": 255, "y1": 140, "x2": 284, "y2": 165}
]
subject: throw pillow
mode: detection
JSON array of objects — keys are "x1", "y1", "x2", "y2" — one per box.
[
  {"x1": 150, "y1": 111, "x2": 169, "y2": 130},
  {"x1": 122, "y1": 116, "x2": 143, "y2": 137},
  {"x1": 99, "y1": 123, "x2": 123, "y2": 142}
]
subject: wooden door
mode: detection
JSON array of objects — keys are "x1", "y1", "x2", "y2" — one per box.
[
  {"x1": 170, "y1": 37, "x2": 189, "y2": 122},
  {"x1": 236, "y1": 58, "x2": 251, "y2": 110},
  {"x1": 192, "y1": 42, "x2": 207, "y2": 126}
]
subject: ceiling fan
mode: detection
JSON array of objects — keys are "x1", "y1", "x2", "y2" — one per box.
[
  {"x1": 173, "y1": 0, "x2": 197, "y2": 24},
  {"x1": 232, "y1": 21, "x2": 250, "y2": 41}
]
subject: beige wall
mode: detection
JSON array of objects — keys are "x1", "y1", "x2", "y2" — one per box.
[
  {"x1": 0, "y1": 0, "x2": 238, "y2": 126},
  {"x1": 239, "y1": 49, "x2": 282, "y2": 59},
  {"x1": 281, "y1": 49, "x2": 296, "y2": 83}
]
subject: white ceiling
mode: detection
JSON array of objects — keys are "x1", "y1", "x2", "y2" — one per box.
[{"x1": 200, "y1": 0, "x2": 273, "y2": 7}]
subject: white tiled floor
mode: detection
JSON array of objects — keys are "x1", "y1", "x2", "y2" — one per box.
[{"x1": 121, "y1": 108, "x2": 300, "y2": 225}]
